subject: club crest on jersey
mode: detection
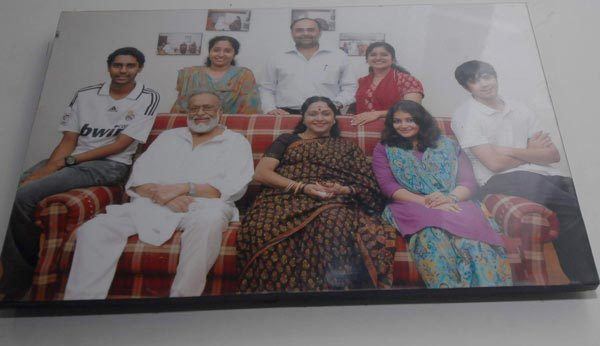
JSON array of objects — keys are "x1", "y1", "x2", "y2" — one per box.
[
  {"x1": 125, "y1": 110, "x2": 135, "y2": 121},
  {"x1": 107, "y1": 105, "x2": 118, "y2": 112},
  {"x1": 60, "y1": 113, "x2": 71, "y2": 125}
]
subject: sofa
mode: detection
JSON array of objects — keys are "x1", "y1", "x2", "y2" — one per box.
[{"x1": 29, "y1": 114, "x2": 561, "y2": 300}]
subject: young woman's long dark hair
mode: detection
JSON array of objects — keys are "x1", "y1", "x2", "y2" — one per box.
[
  {"x1": 205, "y1": 36, "x2": 240, "y2": 67},
  {"x1": 365, "y1": 42, "x2": 410, "y2": 75},
  {"x1": 381, "y1": 100, "x2": 440, "y2": 151},
  {"x1": 293, "y1": 96, "x2": 341, "y2": 138}
]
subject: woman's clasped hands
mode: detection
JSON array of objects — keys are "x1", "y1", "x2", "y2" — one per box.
[
  {"x1": 423, "y1": 191, "x2": 461, "y2": 212},
  {"x1": 303, "y1": 181, "x2": 352, "y2": 200}
]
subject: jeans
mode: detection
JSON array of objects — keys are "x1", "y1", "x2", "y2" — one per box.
[{"x1": 0, "y1": 159, "x2": 129, "y2": 298}]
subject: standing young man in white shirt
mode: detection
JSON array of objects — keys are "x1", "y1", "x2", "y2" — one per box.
[
  {"x1": 0, "y1": 47, "x2": 159, "y2": 299},
  {"x1": 260, "y1": 18, "x2": 356, "y2": 115},
  {"x1": 64, "y1": 92, "x2": 254, "y2": 299},
  {"x1": 451, "y1": 60, "x2": 597, "y2": 285}
]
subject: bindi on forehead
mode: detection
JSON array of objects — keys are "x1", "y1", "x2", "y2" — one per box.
[{"x1": 307, "y1": 107, "x2": 332, "y2": 115}]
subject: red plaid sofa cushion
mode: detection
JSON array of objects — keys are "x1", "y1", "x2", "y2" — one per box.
[
  {"x1": 51, "y1": 224, "x2": 240, "y2": 299},
  {"x1": 147, "y1": 114, "x2": 453, "y2": 158}
]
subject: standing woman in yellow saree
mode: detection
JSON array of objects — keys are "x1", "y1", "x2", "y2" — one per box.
[
  {"x1": 237, "y1": 96, "x2": 396, "y2": 293},
  {"x1": 170, "y1": 36, "x2": 261, "y2": 114}
]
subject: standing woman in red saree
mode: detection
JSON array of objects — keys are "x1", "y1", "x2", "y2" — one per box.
[
  {"x1": 237, "y1": 96, "x2": 397, "y2": 293},
  {"x1": 352, "y1": 42, "x2": 424, "y2": 126}
]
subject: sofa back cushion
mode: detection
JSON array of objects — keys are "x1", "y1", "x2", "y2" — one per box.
[{"x1": 145, "y1": 114, "x2": 456, "y2": 163}]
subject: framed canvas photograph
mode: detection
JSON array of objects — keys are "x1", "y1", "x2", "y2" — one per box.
[
  {"x1": 206, "y1": 9, "x2": 251, "y2": 32},
  {"x1": 0, "y1": 3, "x2": 597, "y2": 312},
  {"x1": 291, "y1": 8, "x2": 336, "y2": 31},
  {"x1": 339, "y1": 33, "x2": 385, "y2": 56},
  {"x1": 157, "y1": 33, "x2": 203, "y2": 55}
]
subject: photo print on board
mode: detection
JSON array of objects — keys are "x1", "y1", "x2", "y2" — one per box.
[
  {"x1": 157, "y1": 33, "x2": 203, "y2": 55},
  {"x1": 291, "y1": 8, "x2": 336, "y2": 31},
  {"x1": 206, "y1": 9, "x2": 252, "y2": 32},
  {"x1": 339, "y1": 33, "x2": 386, "y2": 56}
]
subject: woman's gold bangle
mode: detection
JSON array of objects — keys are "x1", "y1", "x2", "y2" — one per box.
[
  {"x1": 284, "y1": 181, "x2": 295, "y2": 193},
  {"x1": 293, "y1": 182, "x2": 304, "y2": 194}
]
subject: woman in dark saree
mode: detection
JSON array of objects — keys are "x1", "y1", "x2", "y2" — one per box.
[{"x1": 237, "y1": 96, "x2": 397, "y2": 293}]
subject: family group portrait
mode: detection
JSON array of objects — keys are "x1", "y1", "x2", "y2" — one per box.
[{"x1": 0, "y1": 4, "x2": 596, "y2": 307}]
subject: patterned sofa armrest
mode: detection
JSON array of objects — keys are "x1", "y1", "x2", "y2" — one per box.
[
  {"x1": 483, "y1": 193, "x2": 559, "y2": 243},
  {"x1": 483, "y1": 194, "x2": 560, "y2": 285},
  {"x1": 35, "y1": 186, "x2": 124, "y2": 234},
  {"x1": 31, "y1": 185, "x2": 123, "y2": 300}
]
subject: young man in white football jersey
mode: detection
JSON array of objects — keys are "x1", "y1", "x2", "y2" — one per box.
[{"x1": 0, "y1": 47, "x2": 160, "y2": 299}]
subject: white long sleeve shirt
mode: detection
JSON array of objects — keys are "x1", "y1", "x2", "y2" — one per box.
[
  {"x1": 105, "y1": 126, "x2": 254, "y2": 246},
  {"x1": 259, "y1": 46, "x2": 357, "y2": 112},
  {"x1": 452, "y1": 97, "x2": 561, "y2": 186}
]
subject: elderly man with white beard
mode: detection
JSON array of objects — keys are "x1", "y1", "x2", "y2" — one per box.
[{"x1": 64, "y1": 91, "x2": 254, "y2": 299}]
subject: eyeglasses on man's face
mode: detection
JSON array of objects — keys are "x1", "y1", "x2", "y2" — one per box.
[{"x1": 187, "y1": 104, "x2": 220, "y2": 115}]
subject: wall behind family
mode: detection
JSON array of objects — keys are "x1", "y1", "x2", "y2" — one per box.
[{"x1": 25, "y1": 4, "x2": 567, "y2": 174}]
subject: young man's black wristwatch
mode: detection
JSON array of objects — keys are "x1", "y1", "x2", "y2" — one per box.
[{"x1": 64, "y1": 155, "x2": 77, "y2": 167}]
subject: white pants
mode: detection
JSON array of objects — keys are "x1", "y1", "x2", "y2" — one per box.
[{"x1": 64, "y1": 201, "x2": 232, "y2": 300}]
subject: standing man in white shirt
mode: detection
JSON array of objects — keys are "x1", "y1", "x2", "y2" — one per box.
[
  {"x1": 260, "y1": 18, "x2": 356, "y2": 115},
  {"x1": 64, "y1": 91, "x2": 254, "y2": 299},
  {"x1": 0, "y1": 47, "x2": 159, "y2": 299},
  {"x1": 451, "y1": 60, "x2": 597, "y2": 285}
]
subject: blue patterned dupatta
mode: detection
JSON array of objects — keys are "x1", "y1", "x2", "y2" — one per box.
[
  {"x1": 381, "y1": 136, "x2": 459, "y2": 227},
  {"x1": 385, "y1": 136, "x2": 459, "y2": 196}
]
